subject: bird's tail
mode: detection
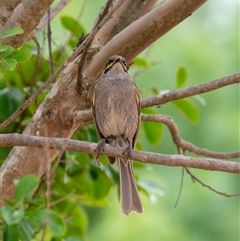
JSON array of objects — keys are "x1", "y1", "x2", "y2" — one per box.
[{"x1": 118, "y1": 159, "x2": 143, "y2": 215}]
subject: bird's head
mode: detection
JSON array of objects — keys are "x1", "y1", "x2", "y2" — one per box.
[{"x1": 103, "y1": 55, "x2": 128, "y2": 75}]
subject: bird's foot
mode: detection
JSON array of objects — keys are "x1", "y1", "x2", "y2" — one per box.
[
  {"x1": 122, "y1": 141, "x2": 132, "y2": 160},
  {"x1": 95, "y1": 138, "x2": 106, "y2": 158}
]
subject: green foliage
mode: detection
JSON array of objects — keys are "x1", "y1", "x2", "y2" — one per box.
[
  {"x1": 141, "y1": 108, "x2": 163, "y2": 145},
  {"x1": 60, "y1": 16, "x2": 86, "y2": 49},
  {"x1": 173, "y1": 66, "x2": 199, "y2": 123},
  {"x1": 172, "y1": 99, "x2": 199, "y2": 123},
  {"x1": 0, "y1": 87, "x2": 23, "y2": 122},
  {"x1": 61, "y1": 16, "x2": 86, "y2": 37},
  {"x1": 0, "y1": 28, "x2": 32, "y2": 79},
  {"x1": 176, "y1": 66, "x2": 187, "y2": 88},
  {"x1": 132, "y1": 57, "x2": 150, "y2": 68},
  {"x1": 1, "y1": 172, "x2": 87, "y2": 241}
]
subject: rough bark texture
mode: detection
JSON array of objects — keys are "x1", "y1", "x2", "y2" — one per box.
[
  {"x1": 1, "y1": 0, "x2": 54, "y2": 48},
  {"x1": 0, "y1": 0, "x2": 207, "y2": 205}
]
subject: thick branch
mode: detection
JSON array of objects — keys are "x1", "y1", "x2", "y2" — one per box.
[
  {"x1": 0, "y1": 134, "x2": 239, "y2": 174},
  {"x1": 2, "y1": 0, "x2": 54, "y2": 48},
  {"x1": 84, "y1": 0, "x2": 207, "y2": 79},
  {"x1": 0, "y1": 0, "x2": 22, "y2": 29}
]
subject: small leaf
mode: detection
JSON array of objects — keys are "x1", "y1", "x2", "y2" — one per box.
[
  {"x1": 14, "y1": 174, "x2": 39, "y2": 204},
  {"x1": 3, "y1": 223, "x2": 19, "y2": 241},
  {"x1": 150, "y1": 86, "x2": 159, "y2": 95},
  {"x1": 18, "y1": 217, "x2": 39, "y2": 241},
  {"x1": 172, "y1": 99, "x2": 199, "y2": 123},
  {"x1": 1, "y1": 206, "x2": 24, "y2": 225},
  {"x1": 0, "y1": 62, "x2": 4, "y2": 78},
  {"x1": 141, "y1": 108, "x2": 163, "y2": 145},
  {"x1": 138, "y1": 180, "x2": 165, "y2": 196},
  {"x1": 29, "y1": 209, "x2": 66, "y2": 237},
  {"x1": 0, "y1": 45, "x2": 9, "y2": 52},
  {"x1": 48, "y1": 211, "x2": 66, "y2": 237},
  {"x1": 0, "y1": 45, "x2": 15, "y2": 58},
  {"x1": 89, "y1": 165, "x2": 112, "y2": 199},
  {"x1": 176, "y1": 66, "x2": 187, "y2": 88},
  {"x1": 193, "y1": 95, "x2": 207, "y2": 106},
  {"x1": 61, "y1": 16, "x2": 85, "y2": 37},
  {"x1": 1, "y1": 27, "x2": 24, "y2": 39},
  {"x1": 7, "y1": 47, "x2": 32, "y2": 62},
  {"x1": 0, "y1": 87, "x2": 23, "y2": 121},
  {"x1": 132, "y1": 57, "x2": 149, "y2": 68},
  {"x1": 2, "y1": 58, "x2": 17, "y2": 70}
]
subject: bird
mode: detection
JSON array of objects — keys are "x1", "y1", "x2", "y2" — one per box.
[{"x1": 91, "y1": 55, "x2": 143, "y2": 215}]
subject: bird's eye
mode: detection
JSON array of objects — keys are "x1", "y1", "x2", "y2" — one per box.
[{"x1": 103, "y1": 60, "x2": 114, "y2": 74}]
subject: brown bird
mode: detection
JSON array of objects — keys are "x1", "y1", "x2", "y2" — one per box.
[{"x1": 91, "y1": 55, "x2": 143, "y2": 215}]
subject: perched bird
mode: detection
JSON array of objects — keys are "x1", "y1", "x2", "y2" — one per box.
[{"x1": 91, "y1": 55, "x2": 143, "y2": 215}]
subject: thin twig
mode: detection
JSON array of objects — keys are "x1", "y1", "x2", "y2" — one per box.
[
  {"x1": 50, "y1": 189, "x2": 76, "y2": 207},
  {"x1": 185, "y1": 168, "x2": 240, "y2": 197},
  {"x1": 30, "y1": 38, "x2": 42, "y2": 95},
  {"x1": 47, "y1": 8, "x2": 54, "y2": 75},
  {"x1": 174, "y1": 168, "x2": 185, "y2": 208}
]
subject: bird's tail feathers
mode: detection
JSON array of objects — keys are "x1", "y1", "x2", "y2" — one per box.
[{"x1": 118, "y1": 159, "x2": 143, "y2": 215}]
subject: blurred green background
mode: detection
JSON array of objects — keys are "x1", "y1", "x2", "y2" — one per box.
[{"x1": 1, "y1": 0, "x2": 239, "y2": 240}]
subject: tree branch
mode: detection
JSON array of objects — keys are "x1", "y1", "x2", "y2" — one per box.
[
  {"x1": 84, "y1": 0, "x2": 207, "y2": 79},
  {"x1": 185, "y1": 168, "x2": 240, "y2": 197},
  {"x1": 141, "y1": 72, "x2": 240, "y2": 108},
  {"x1": 141, "y1": 114, "x2": 240, "y2": 159},
  {"x1": 2, "y1": 0, "x2": 55, "y2": 48},
  {"x1": 0, "y1": 134, "x2": 239, "y2": 174}
]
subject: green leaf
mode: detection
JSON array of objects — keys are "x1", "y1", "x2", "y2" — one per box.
[
  {"x1": 193, "y1": 95, "x2": 207, "y2": 106},
  {"x1": 0, "y1": 45, "x2": 9, "y2": 52},
  {"x1": 2, "y1": 58, "x2": 17, "y2": 70},
  {"x1": 18, "y1": 217, "x2": 39, "y2": 241},
  {"x1": 89, "y1": 165, "x2": 112, "y2": 199},
  {"x1": 150, "y1": 86, "x2": 159, "y2": 95},
  {"x1": 52, "y1": 199, "x2": 88, "y2": 237},
  {"x1": 141, "y1": 108, "x2": 163, "y2": 145},
  {"x1": 0, "y1": 62, "x2": 4, "y2": 79},
  {"x1": 1, "y1": 27, "x2": 24, "y2": 39},
  {"x1": 48, "y1": 211, "x2": 66, "y2": 237},
  {"x1": 7, "y1": 47, "x2": 32, "y2": 62},
  {"x1": 3, "y1": 223, "x2": 19, "y2": 241},
  {"x1": 1, "y1": 206, "x2": 24, "y2": 225},
  {"x1": 0, "y1": 45, "x2": 15, "y2": 58},
  {"x1": 14, "y1": 174, "x2": 39, "y2": 204},
  {"x1": 0, "y1": 87, "x2": 23, "y2": 121},
  {"x1": 138, "y1": 180, "x2": 165, "y2": 196},
  {"x1": 176, "y1": 66, "x2": 187, "y2": 88},
  {"x1": 60, "y1": 16, "x2": 85, "y2": 37},
  {"x1": 172, "y1": 99, "x2": 199, "y2": 123},
  {"x1": 132, "y1": 57, "x2": 149, "y2": 68},
  {"x1": 29, "y1": 209, "x2": 66, "y2": 237}
]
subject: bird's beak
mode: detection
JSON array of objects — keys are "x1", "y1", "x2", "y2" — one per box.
[{"x1": 114, "y1": 58, "x2": 128, "y2": 73}]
